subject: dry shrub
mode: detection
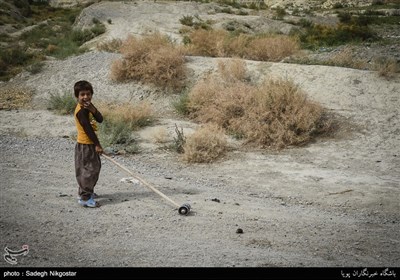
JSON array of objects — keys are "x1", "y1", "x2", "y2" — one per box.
[
  {"x1": 110, "y1": 59, "x2": 127, "y2": 82},
  {"x1": 373, "y1": 56, "x2": 399, "y2": 79},
  {"x1": 0, "y1": 87, "x2": 33, "y2": 110},
  {"x1": 185, "y1": 29, "x2": 300, "y2": 62},
  {"x1": 187, "y1": 60, "x2": 331, "y2": 149},
  {"x1": 217, "y1": 58, "x2": 248, "y2": 83},
  {"x1": 188, "y1": 59, "x2": 252, "y2": 127},
  {"x1": 110, "y1": 33, "x2": 187, "y2": 91},
  {"x1": 188, "y1": 77, "x2": 254, "y2": 128},
  {"x1": 245, "y1": 35, "x2": 300, "y2": 62},
  {"x1": 183, "y1": 123, "x2": 228, "y2": 163},
  {"x1": 328, "y1": 47, "x2": 368, "y2": 69},
  {"x1": 185, "y1": 29, "x2": 228, "y2": 57},
  {"x1": 97, "y1": 101, "x2": 154, "y2": 130},
  {"x1": 223, "y1": 33, "x2": 250, "y2": 58},
  {"x1": 96, "y1": 38, "x2": 123, "y2": 52},
  {"x1": 236, "y1": 79, "x2": 328, "y2": 148}
]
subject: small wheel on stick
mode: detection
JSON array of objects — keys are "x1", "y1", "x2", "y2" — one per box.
[{"x1": 178, "y1": 203, "x2": 191, "y2": 215}]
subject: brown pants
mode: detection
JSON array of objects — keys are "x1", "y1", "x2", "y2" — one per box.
[{"x1": 75, "y1": 143, "x2": 101, "y2": 201}]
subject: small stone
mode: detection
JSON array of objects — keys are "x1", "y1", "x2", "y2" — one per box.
[
  {"x1": 236, "y1": 228, "x2": 243, "y2": 234},
  {"x1": 211, "y1": 198, "x2": 220, "y2": 203}
]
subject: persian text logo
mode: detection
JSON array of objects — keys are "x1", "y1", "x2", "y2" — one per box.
[{"x1": 4, "y1": 245, "x2": 29, "y2": 265}]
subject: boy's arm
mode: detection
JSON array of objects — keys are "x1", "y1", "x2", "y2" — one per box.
[
  {"x1": 83, "y1": 102, "x2": 103, "y2": 123},
  {"x1": 76, "y1": 108, "x2": 102, "y2": 147},
  {"x1": 93, "y1": 109, "x2": 103, "y2": 123}
]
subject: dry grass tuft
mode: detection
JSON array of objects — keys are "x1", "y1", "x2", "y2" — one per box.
[
  {"x1": 185, "y1": 29, "x2": 300, "y2": 62},
  {"x1": 373, "y1": 56, "x2": 399, "y2": 79},
  {"x1": 238, "y1": 79, "x2": 329, "y2": 148},
  {"x1": 183, "y1": 123, "x2": 228, "y2": 163},
  {"x1": 217, "y1": 58, "x2": 248, "y2": 83},
  {"x1": 245, "y1": 35, "x2": 300, "y2": 62},
  {"x1": 96, "y1": 38, "x2": 123, "y2": 53},
  {"x1": 96, "y1": 101, "x2": 155, "y2": 151},
  {"x1": 110, "y1": 33, "x2": 187, "y2": 91},
  {"x1": 0, "y1": 87, "x2": 33, "y2": 110},
  {"x1": 327, "y1": 47, "x2": 368, "y2": 69},
  {"x1": 185, "y1": 29, "x2": 228, "y2": 57},
  {"x1": 97, "y1": 101, "x2": 154, "y2": 130},
  {"x1": 187, "y1": 59, "x2": 332, "y2": 149}
]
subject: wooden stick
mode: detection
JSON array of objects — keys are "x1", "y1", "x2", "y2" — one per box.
[{"x1": 101, "y1": 154, "x2": 180, "y2": 208}]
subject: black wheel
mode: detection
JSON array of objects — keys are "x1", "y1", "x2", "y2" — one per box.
[
  {"x1": 178, "y1": 207, "x2": 187, "y2": 215},
  {"x1": 178, "y1": 203, "x2": 191, "y2": 215}
]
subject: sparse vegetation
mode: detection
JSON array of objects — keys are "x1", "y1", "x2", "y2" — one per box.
[
  {"x1": 298, "y1": 22, "x2": 377, "y2": 49},
  {"x1": 1, "y1": 0, "x2": 397, "y2": 157},
  {"x1": 0, "y1": 3, "x2": 106, "y2": 81},
  {"x1": 110, "y1": 33, "x2": 187, "y2": 91},
  {"x1": 289, "y1": 4, "x2": 400, "y2": 50},
  {"x1": 179, "y1": 14, "x2": 212, "y2": 30},
  {"x1": 0, "y1": 47, "x2": 35, "y2": 80},
  {"x1": 47, "y1": 92, "x2": 76, "y2": 115}
]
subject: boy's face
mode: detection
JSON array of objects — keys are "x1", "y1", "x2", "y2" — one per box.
[{"x1": 77, "y1": 90, "x2": 92, "y2": 106}]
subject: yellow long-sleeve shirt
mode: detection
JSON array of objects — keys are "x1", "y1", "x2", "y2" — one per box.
[{"x1": 74, "y1": 104, "x2": 102, "y2": 145}]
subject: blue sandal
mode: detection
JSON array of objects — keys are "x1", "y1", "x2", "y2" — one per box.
[{"x1": 78, "y1": 197, "x2": 98, "y2": 208}]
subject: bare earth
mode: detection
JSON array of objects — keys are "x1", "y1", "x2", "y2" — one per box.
[{"x1": 1, "y1": 1, "x2": 399, "y2": 268}]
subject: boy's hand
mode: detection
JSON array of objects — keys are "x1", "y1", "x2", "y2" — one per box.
[
  {"x1": 95, "y1": 145, "x2": 103, "y2": 154},
  {"x1": 83, "y1": 101, "x2": 97, "y2": 114}
]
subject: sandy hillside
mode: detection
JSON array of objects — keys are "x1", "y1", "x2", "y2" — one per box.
[{"x1": 0, "y1": 0, "x2": 399, "y2": 268}]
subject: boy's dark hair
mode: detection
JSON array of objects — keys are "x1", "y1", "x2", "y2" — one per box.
[{"x1": 74, "y1": 80, "x2": 93, "y2": 98}]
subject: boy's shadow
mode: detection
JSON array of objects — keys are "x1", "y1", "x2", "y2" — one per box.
[{"x1": 97, "y1": 191, "x2": 197, "y2": 216}]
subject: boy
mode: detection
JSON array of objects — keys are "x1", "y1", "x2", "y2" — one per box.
[{"x1": 74, "y1": 80, "x2": 103, "y2": 208}]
